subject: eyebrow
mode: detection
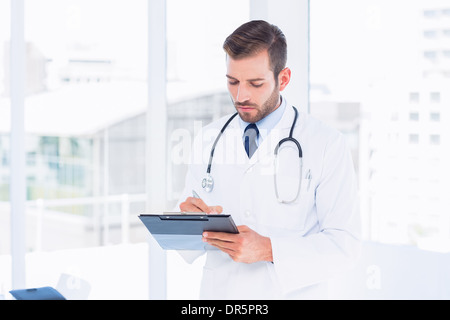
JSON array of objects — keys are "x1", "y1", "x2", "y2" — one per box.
[{"x1": 226, "y1": 75, "x2": 266, "y2": 82}]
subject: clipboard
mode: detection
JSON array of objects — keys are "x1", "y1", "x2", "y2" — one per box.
[{"x1": 138, "y1": 213, "x2": 239, "y2": 250}]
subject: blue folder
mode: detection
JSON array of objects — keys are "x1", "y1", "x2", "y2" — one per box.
[
  {"x1": 138, "y1": 213, "x2": 239, "y2": 250},
  {"x1": 9, "y1": 286, "x2": 66, "y2": 300}
]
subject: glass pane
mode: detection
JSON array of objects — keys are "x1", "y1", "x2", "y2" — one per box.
[
  {"x1": 22, "y1": 0, "x2": 148, "y2": 298},
  {"x1": 311, "y1": 1, "x2": 450, "y2": 251},
  {"x1": 0, "y1": 0, "x2": 11, "y2": 297}
]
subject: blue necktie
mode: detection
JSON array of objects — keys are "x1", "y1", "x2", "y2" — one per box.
[{"x1": 244, "y1": 123, "x2": 259, "y2": 158}]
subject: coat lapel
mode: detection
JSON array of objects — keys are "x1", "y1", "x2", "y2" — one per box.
[
  {"x1": 215, "y1": 105, "x2": 300, "y2": 170},
  {"x1": 249, "y1": 105, "x2": 297, "y2": 166}
]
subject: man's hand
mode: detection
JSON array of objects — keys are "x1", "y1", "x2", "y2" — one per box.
[
  {"x1": 202, "y1": 225, "x2": 273, "y2": 264},
  {"x1": 179, "y1": 197, "x2": 223, "y2": 214},
  {"x1": 180, "y1": 198, "x2": 272, "y2": 264}
]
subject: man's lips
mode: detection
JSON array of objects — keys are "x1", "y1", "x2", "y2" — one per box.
[{"x1": 236, "y1": 104, "x2": 257, "y2": 111}]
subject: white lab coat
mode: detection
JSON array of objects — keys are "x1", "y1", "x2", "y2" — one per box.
[{"x1": 177, "y1": 102, "x2": 361, "y2": 299}]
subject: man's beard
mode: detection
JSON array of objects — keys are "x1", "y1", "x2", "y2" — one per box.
[{"x1": 234, "y1": 86, "x2": 280, "y2": 123}]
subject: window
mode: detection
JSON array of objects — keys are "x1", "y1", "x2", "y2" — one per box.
[
  {"x1": 409, "y1": 112, "x2": 419, "y2": 121},
  {"x1": 410, "y1": 92, "x2": 420, "y2": 103},
  {"x1": 424, "y1": 10, "x2": 438, "y2": 18},
  {"x1": 0, "y1": 0, "x2": 10, "y2": 258},
  {"x1": 430, "y1": 112, "x2": 440, "y2": 121},
  {"x1": 430, "y1": 92, "x2": 441, "y2": 102},
  {"x1": 430, "y1": 134, "x2": 440, "y2": 145},
  {"x1": 409, "y1": 134, "x2": 419, "y2": 144},
  {"x1": 2, "y1": 0, "x2": 150, "y2": 298},
  {"x1": 424, "y1": 30, "x2": 438, "y2": 39},
  {"x1": 424, "y1": 51, "x2": 437, "y2": 60},
  {"x1": 311, "y1": 1, "x2": 450, "y2": 251},
  {"x1": 391, "y1": 112, "x2": 399, "y2": 121},
  {"x1": 3, "y1": 0, "x2": 252, "y2": 300},
  {"x1": 24, "y1": 0, "x2": 149, "y2": 251}
]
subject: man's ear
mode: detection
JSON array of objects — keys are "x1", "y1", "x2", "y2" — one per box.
[{"x1": 278, "y1": 67, "x2": 291, "y2": 92}]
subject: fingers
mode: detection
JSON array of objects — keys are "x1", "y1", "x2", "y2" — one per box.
[
  {"x1": 203, "y1": 231, "x2": 235, "y2": 242},
  {"x1": 202, "y1": 232, "x2": 237, "y2": 253},
  {"x1": 202, "y1": 226, "x2": 272, "y2": 263},
  {"x1": 237, "y1": 225, "x2": 249, "y2": 232},
  {"x1": 208, "y1": 205, "x2": 223, "y2": 214},
  {"x1": 202, "y1": 225, "x2": 245, "y2": 244},
  {"x1": 202, "y1": 230, "x2": 242, "y2": 252},
  {"x1": 180, "y1": 197, "x2": 210, "y2": 213},
  {"x1": 202, "y1": 231, "x2": 248, "y2": 262},
  {"x1": 179, "y1": 197, "x2": 223, "y2": 214}
]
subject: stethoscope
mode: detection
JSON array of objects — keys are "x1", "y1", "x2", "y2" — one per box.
[{"x1": 202, "y1": 106, "x2": 303, "y2": 204}]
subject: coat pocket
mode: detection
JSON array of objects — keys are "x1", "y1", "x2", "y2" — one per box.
[{"x1": 258, "y1": 178, "x2": 313, "y2": 234}]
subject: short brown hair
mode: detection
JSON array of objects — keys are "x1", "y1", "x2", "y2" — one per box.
[{"x1": 223, "y1": 20, "x2": 287, "y2": 80}]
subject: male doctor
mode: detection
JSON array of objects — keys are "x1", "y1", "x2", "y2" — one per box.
[{"x1": 178, "y1": 20, "x2": 361, "y2": 299}]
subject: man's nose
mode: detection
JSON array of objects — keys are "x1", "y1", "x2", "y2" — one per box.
[{"x1": 236, "y1": 84, "x2": 250, "y2": 103}]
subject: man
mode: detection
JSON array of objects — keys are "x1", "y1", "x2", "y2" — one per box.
[{"x1": 178, "y1": 20, "x2": 361, "y2": 299}]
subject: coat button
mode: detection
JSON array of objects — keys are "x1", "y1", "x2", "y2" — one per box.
[{"x1": 244, "y1": 210, "x2": 251, "y2": 217}]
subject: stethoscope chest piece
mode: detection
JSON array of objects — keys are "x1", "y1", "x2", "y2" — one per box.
[{"x1": 202, "y1": 173, "x2": 214, "y2": 193}]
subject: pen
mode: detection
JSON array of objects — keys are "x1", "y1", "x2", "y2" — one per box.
[
  {"x1": 192, "y1": 190, "x2": 200, "y2": 199},
  {"x1": 192, "y1": 190, "x2": 219, "y2": 215},
  {"x1": 306, "y1": 170, "x2": 312, "y2": 191}
]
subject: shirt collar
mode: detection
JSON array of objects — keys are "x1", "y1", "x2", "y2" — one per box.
[{"x1": 239, "y1": 95, "x2": 287, "y2": 143}]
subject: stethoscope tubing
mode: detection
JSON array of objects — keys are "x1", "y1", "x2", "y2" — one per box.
[
  {"x1": 206, "y1": 112, "x2": 239, "y2": 175},
  {"x1": 203, "y1": 106, "x2": 303, "y2": 202}
]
